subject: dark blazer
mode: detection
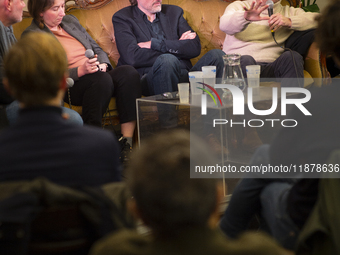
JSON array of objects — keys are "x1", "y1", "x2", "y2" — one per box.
[
  {"x1": 22, "y1": 15, "x2": 112, "y2": 82},
  {"x1": 112, "y1": 5, "x2": 201, "y2": 76},
  {"x1": 0, "y1": 106, "x2": 121, "y2": 186}
]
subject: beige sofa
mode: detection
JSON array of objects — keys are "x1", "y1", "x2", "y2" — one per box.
[{"x1": 13, "y1": 0, "x2": 328, "y2": 117}]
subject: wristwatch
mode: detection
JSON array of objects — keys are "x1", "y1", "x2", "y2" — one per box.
[{"x1": 100, "y1": 63, "x2": 108, "y2": 72}]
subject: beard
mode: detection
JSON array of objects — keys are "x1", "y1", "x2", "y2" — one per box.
[{"x1": 152, "y1": 4, "x2": 162, "y2": 13}]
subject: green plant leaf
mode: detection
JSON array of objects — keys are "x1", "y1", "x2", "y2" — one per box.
[{"x1": 302, "y1": 4, "x2": 320, "y2": 12}]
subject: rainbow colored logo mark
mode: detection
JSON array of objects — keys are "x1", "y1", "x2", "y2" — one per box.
[{"x1": 197, "y1": 82, "x2": 223, "y2": 106}]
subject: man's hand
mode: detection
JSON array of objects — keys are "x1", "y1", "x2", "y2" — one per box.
[
  {"x1": 269, "y1": 13, "x2": 292, "y2": 32},
  {"x1": 179, "y1": 30, "x2": 197, "y2": 40},
  {"x1": 138, "y1": 41, "x2": 151, "y2": 49},
  {"x1": 244, "y1": 0, "x2": 270, "y2": 21}
]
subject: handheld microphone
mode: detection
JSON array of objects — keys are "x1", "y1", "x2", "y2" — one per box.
[
  {"x1": 85, "y1": 49, "x2": 100, "y2": 71},
  {"x1": 266, "y1": 0, "x2": 274, "y2": 35},
  {"x1": 266, "y1": 0, "x2": 300, "y2": 87},
  {"x1": 267, "y1": 0, "x2": 274, "y2": 17},
  {"x1": 65, "y1": 77, "x2": 74, "y2": 109},
  {"x1": 85, "y1": 49, "x2": 95, "y2": 59},
  {"x1": 66, "y1": 78, "x2": 74, "y2": 88}
]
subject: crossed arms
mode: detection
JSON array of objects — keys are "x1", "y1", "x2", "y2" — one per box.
[{"x1": 112, "y1": 5, "x2": 201, "y2": 69}]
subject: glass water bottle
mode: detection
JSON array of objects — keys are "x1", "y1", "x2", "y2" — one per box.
[{"x1": 221, "y1": 54, "x2": 246, "y2": 92}]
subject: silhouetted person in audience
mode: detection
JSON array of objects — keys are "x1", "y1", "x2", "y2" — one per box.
[
  {"x1": 0, "y1": 32, "x2": 121, "y2": 186},
  {"x1": 296, "y1": 2, "x2": 340, "y2": 253},
  {"x1": 90, "y1": 130, "x2": 288, "y2": 255},
  {"x1": 220, "y1": 0, "x2": 340, "y2": 250}
]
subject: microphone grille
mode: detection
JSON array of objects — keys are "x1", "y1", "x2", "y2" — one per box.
[
  {"x1": 85, "y1": 49, "x2": 94, "y2": 59},
  {"x1": 266, "y1": 0, "x2": 274, "y2": 7},
  {"x1": 66, "y1": 77, "x2": 74, "y2": 88}
]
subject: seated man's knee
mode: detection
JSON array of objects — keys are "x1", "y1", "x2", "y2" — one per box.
[
  {"x1": 208, "y1": 49, "x2": 225, "y2": 59},
  {"x1": 153, "y1": 54, "x2": 181, "y2": 71},
  {"x1": 282, "y1": 51, "x2": 303, "y2": 64},
  {"x1": 241, "y1": 55, "x2": 257, "y2": 66},
  {"x1": 199, "y1": 49, "x2": 225, "y2": 77},
  {"x1": 240, "y1": 55, "x2": 256, "y2": 77},
  {"x1": 293, "y1": 51, "x2": 304, "y2": 65},
  {"x1": 280, "y1": 51, "x2": 304, "y2": 79}
]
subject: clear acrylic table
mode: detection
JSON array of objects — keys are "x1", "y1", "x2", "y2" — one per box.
[{"x1": 137, "y1": 83, "x2": 302, "y2": 196}]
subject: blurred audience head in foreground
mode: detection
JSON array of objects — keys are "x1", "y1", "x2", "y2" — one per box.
[
  {"x1": 0, "y1": 32, "x2": 120, "y2": 186},
  {"x1": 315, "y1": 0, "x2": 340, "y2": 65},
  {"x1": 90, "y1": 130, "x2": 288, "y2": 255},
  {"x1": 3, "y1": 31, "x2": 68, "y2": 107},
  {"x1": 127, "y1": 129, "x2": 221, "y2": 236}
]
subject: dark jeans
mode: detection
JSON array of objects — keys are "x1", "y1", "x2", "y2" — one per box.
[
  {"x1": 5, "y1": 100, "x2": 83, "y2": 126},
  {"x1": 143, "y1": 49, "x2": 225, "y2": 95},
  {"x1": 219, "y1": 144, "x2": 299, "y2": 250},
  {"x1": 260, "y1": 182, "x2": 300, "y2": 250},
  {"x1": 141, "y1": 49, "x2": 225, "y2": 128},
  {"x1": 65, "y1": 65, "x2": 141, "y2": 127}
]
